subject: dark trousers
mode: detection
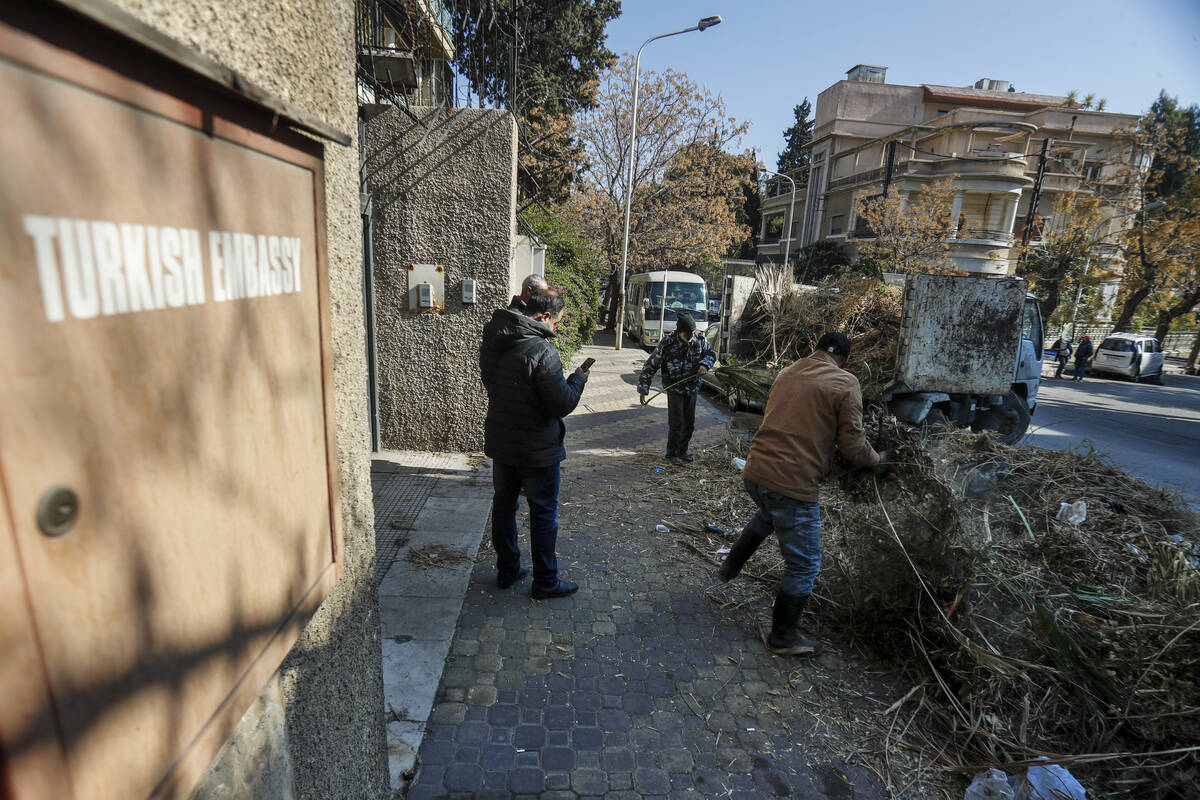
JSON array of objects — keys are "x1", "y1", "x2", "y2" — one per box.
[
  {"x1": 666, "y1": 391, "x2": 698, "y2": 457},
  {"x1": 1073, "y1": 361, "x2": 1088, "y2": 381},
  {"x1": 491, "y1": 461, "x2": 561, "y2": 589},
  {"x1": 1054, "y1": 355, "x2": 1068, "y2": 378}
]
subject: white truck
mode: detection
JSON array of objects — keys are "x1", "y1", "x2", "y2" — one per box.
[{"x1": 710, "y1": 272, "x2": 1044, "y2": 444}]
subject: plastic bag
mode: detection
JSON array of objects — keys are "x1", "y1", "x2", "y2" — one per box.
[
  {"x1": 1015, "y1": 761, "x2": 1086, "y2": 800},
  {"x1": 964, "y1": 768, "x2": 1015, "y2": 799},
  {"x1": 1056, "y1": 500, "x2": 1087, "y2": 525},
  {"x1": 655, "y1": 524, "x2": 669, "y2": 534},
  {"x1": 731, "y1": 457, "x2": 746, "y2": 471}
]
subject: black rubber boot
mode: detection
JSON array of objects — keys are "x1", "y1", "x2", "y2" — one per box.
[
  {"x1": 717, "y1": 528, "x2": 768, "y2": 582},
  {"x1": 765, "y1": 591, "x2": 822, "y2": 656}
]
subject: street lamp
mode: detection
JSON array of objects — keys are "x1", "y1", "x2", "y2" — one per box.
[
  {"x1": 613, "y1": 15, "x2": 723, "y2": 350},
  {"x1": 1066, "y1": 200, "x2": 1166, "y2": 338},
  {"x1": 758, "y1": 167, "x2": 798, "y2": 272}
]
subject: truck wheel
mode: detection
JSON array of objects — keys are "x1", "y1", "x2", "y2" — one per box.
[
  {"x1": 919, "y1": 408, "x2": 949, "y2": 440},
  {"x1": 973, "y1": 391, "x2": 1031, "y2": 445}
]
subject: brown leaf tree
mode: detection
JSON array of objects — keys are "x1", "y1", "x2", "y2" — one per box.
[
  {"x1": 853, "y1": 178, "x2": 960, "y2": 274},
  {"x1": 562, "y1": 56, "x2": 752, "y2": 328}
]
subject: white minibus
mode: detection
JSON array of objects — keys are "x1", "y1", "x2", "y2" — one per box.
[{"x1": 623, "y1": 271, "x2": 709, "y2": 346}]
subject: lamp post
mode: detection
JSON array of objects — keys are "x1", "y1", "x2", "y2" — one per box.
[
  {"x1": 758, "y1": 167, "x2": 797, "y2": 272},
  {"x1": 1066, "y1": 200, "x2": 1165, "y2": 339},
  {"x1": 614, "y1": 15, "x2": 723, "y2": 350}
]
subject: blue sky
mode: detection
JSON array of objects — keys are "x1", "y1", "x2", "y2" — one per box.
[{"x1": 603, "y1": 0, "x2": 1200, "y2": 168}]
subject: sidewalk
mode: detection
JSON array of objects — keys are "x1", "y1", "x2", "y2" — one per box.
[
  {"x1": 372, "y1": 452, "x2": 494, "y2": 795},
  {"x1": 402, "y1": 333, "x2": 890, "y2": 800}
]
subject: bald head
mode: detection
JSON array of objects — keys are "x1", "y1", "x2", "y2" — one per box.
[{"x1": 521, "y1": 274, "x2": 549, "y2": 302}]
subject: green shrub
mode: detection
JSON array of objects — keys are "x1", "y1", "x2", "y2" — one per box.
[{"x1": 525, "y1": 209, "x2": 601, "y2": 365}]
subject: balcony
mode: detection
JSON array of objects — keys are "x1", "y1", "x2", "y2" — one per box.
[
  {"x1": 357, "y1": 0, "x2": 419, "y2": 90},
  {"x1": 954, "y1": 228, "x2": 1014, "y2": 245}
]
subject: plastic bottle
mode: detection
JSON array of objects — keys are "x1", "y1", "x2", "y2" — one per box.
[{"x1": 731, "y1": 457, "x2": 746, "y2": 472}]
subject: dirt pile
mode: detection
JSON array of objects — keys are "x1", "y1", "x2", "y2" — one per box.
[{"x1": 671, "y1": 421, "x2": 1200, "y2": 798}]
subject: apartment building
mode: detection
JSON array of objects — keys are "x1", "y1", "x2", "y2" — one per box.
[{"x1": 759, "y1": 65, "x2": 1142, "y2": 276}]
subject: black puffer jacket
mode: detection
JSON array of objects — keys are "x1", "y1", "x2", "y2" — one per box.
[{"x1": 481, "y1": 308, "x2": 586, "y2": 467}]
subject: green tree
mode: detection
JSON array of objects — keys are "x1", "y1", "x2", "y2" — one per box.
[
  {"x1": 525, "y1": 208, "x2": 601, "y2": 362},
  {"x1": 776, "y1": 98, "x2": 813, "y2": 178},
  {"x1": 1108, "y1": 92, "x2": 1200, "y2": 333},
  {"x1": 451, "y1": 0, "x2": 620, "y2": 116}
]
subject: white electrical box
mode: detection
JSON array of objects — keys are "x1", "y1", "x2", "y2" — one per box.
[
  {"x1": 416, "y1": 283, "x2": 434, "y2": 308},
  {"x1": 408, "y1": 264, "x2": 445, "y2": 311},
  {"x1": 462, "y1": 279, "x2": 477, "y2": 304}
]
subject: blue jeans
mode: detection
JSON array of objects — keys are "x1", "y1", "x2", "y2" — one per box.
[
  {"x1": 1073, "y1": 361, "x2": 1088, "y2": 380},
  {"x1": 492, "y1": 462, "x2": 561, "y2": 589},
  {"x1": 743, "y1": 478, "x2": 822, "y2": 595}
]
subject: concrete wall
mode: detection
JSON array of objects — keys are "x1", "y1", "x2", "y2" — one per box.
[
  {"x1": 112, "y1": 2, "x2": 387, "y2": 798},
  {"x1": 364, "y1": 105, "x2": 518, "y2": 452}
]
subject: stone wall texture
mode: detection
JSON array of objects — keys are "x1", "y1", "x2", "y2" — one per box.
[
  {"x1": 111, "y1": 2, "x2": 387, "y2": 798},
  {"x1": 364, "y1": 105, "x2": 518, "y2": 452}
]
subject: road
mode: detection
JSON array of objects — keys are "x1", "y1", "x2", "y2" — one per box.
[{"x1": 1025, "y1": 370, "x2": 1200, "y2": 507}]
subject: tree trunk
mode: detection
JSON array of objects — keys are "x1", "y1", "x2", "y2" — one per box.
[
  {"x1": 1153, "y1": 285, "x2": 1200, "y2": 342},
  {"x1": 1111, "y1": 284, "x2": 1153, "y2": 332},
  {"x1": 1039, "y1": 279, "x2": 1062, "y2": 323},
  {"x1": 1187, "y1": 327, "x2": 1200, "y2": 371},
  {"x1": 601, "y1": 269, "x2": 619, "y2": 331}
]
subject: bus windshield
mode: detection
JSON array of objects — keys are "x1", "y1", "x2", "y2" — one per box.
[{"x1": 646, "y1": 281, "x2": 707, "y2": 312}]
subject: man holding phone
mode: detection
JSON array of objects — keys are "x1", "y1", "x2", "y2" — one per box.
[
  {"x1": 636, "y1": 313, "x2": 716, "y2": 466},
  {"x1": 480, "y1": 290, "x2": 590, "y2": 598}
]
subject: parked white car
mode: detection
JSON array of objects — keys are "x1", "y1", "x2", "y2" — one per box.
[{"x1": 1090, "y1": 333, "x2": 1165, "y2": 383}]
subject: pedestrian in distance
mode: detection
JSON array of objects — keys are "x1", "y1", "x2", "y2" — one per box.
[
  {"x1": 1073, "y1": 335, "x2": 1094, "y2": 382},
  {"x1": 636, "y1": 312, "x2": 716, "y2": 466},
  {"x1": 508, "y1": 273, "x2": 549, "y2": 314},
  {"x1": 1051, "y1": 337, "x2": 1070, "y2": 379},
  {"x1": 480, "y1": 290, "x2": 589, "y2": 599},
  {"x1": 718, "y1": 332, "x2": 891, "y2": 656}
]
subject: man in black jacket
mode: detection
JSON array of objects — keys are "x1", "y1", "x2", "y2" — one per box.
[{"x1": 481, "y1": 291, "x2": 589, "y2": 598}]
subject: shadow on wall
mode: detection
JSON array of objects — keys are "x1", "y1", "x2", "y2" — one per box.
[{"x1": 363, "y1": 105, "x2": 518, "y2": 453}]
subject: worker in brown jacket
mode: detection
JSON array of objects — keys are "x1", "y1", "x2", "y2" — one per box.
[{"x1": 718, "y1": 332, "x2": 890, "y2": 656}]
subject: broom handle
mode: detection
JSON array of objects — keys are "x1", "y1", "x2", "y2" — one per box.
[{"x1": 639, "y1": 373, "x2": 702, "y2": 406}]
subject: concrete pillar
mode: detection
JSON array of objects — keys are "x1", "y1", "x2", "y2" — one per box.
[
  {"x1": 1001, "y1": 194, "x2": 1020, "y2": 237},
  {"x1": 950, "y1": 190, "x2": 964, "y2": 237}
]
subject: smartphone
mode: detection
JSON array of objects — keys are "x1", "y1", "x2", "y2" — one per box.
[{"x1": 579, "y1": 357, "x2": 596, "y2": 371}]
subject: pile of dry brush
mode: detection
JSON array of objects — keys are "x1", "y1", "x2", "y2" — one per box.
[
  {"x1": 674, "y1": 420, "x2": 1200, "y2": 798},
  {"x1": 724, "y1": 276, "x2": 903, "y2": 401}
]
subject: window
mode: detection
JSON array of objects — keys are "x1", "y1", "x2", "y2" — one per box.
[
  {"x1": 1020, "y1": 299, "x2": 1042, "y2": 354},
  {"x1": 936, "y1": 109, "x2": 948, "y2": 116},
  {"x1": 763, "y1": 212, "x2": 785, "y2": 242},
  {"x1": 1100, "y1": 338, "x2": 1136, "y2": 353},
  {"x1": 829, "y1": 214, "x2": 845, "y2": 235}
]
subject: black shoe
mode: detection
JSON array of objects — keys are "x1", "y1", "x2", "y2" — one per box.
[
  {"x1": 717, "y1": 528, "x2": 768, "y2": 582},
  {"x1": 669, "y1": 456, "x2": 686, "y2": 466},
  {"x1": 531, "y1": 580, "x2": 579, "y2": 600},
  {"x1": 680, "y1": 453, "x2": 694, "y2": 463},
  {"x1": 765, "y1": 591, "x2": 821, "y2": 656},
  {"x1": 497, "y1": 567, "x2": 529, "y2": 589}
]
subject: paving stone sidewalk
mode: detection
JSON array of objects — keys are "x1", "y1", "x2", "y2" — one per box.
[{"x1": 405, "y1": 333, "x2": 890, "y2": 800}]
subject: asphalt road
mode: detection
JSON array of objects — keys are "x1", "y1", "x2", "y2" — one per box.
[{"x1": 1026, "y1": 369, "x2": 1200, "y2": 507}]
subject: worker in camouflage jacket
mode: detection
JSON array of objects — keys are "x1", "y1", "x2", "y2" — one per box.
[{"x1": 636, "y1": 313, "x2": 716, "y2": 465}]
